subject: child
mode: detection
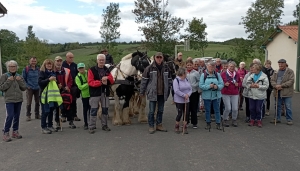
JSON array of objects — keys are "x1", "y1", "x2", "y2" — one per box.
[{"x1": 75, "y1": 63, "x2": 90, "y2": 130}]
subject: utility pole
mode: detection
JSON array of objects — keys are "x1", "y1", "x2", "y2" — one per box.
[{"x1": 297, "y1": 1, "x2": 300, "y2": 91}]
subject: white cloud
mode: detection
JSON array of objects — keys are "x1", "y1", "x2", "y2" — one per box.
[{"x1": 0, "y1": 0, "x2": 298, "y2": 43}]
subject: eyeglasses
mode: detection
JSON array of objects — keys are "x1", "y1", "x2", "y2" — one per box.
[
  {"x1": 156, "y1": 56, "x2": 163, "y2": 59},
  {"x1": 9, "y1": 66, "x2": 16, "y2": 68}
]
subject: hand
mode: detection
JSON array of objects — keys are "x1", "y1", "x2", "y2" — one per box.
[
  {"x1": 49, "y1": 76, "x2": 56, "y2": 81},
  {"x1": 250, "y1": 84, "x2": 256, "y2": 88},
  {"x1": 16, "y1": 76, "x2": 22, "y2": 80},
  {"x1": 102, "y1": 79, "x2": 107, "y2": 85},
  {"x1": 275, "y1": 85, "x2": 282, "y2": 90},
  {"x1": 225, "y1": 82, "x2": 230, "y2": 86},
  {"x1": 254, "y1": 84, "x2": 259, "y2": 88},
  {"x1": 235, "y1": 82, "x2": 238, "y2": 87},
  {"x1": 7, "y1": 76, "x2": 14, "y2": 81},
  {"x1": 210, "y1": 84, "x2": 214, "y2": 88},
  {"x1": 58, "y1": 83, "x2": 62, "y2": 89},
  {"x1": 102, "y1": 76, "x2": 108, "y2": 81},
  {"x1": 184, "y1": 94, "x2": 189, "y2": 101},
  {"x1": 213, "y1": 85, "x2": 218, "y2": 89},
  {"x1": 65, "y1": 86, "x2": 70, "y2": 91}
]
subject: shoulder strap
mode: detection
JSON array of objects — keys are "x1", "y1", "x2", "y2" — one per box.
[
  {"x1": 25, "y1": 66, "x2": 29, "y2": 74},
  {"x1": 78, "y1": 75, "x2": 84, "y2": 85}
]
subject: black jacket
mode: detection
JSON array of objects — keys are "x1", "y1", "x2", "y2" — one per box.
[{"x1": 105, "y1": 54, "x2": 114, "y2": 65}]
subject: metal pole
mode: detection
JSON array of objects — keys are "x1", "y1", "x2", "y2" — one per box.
[
  {"x1": 296, "y1": 2, "x2": 300, "y2": 91},
  {"x1": 0, "y1": 43, "x2": 2, "y2": 76}
]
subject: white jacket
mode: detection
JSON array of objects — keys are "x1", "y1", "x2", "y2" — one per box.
[
  {"x1": 246, "y1": 72, "x2": 269, "y2": 100},
  {"x1": 186, "y1": 69, "x2": 200, "y2": 93}
]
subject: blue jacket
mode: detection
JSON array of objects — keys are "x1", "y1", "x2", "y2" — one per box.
[
  {"x1": 22, "y1": 66, "x2": 40, "y2": 90},
  {"x1": 199, "y1": 71, "x2": 224, "y2": 100}
]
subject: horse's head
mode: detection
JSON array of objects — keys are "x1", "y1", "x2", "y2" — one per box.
[{"x1": 131, "y1": 50, "x2": 150, "y2": 73}]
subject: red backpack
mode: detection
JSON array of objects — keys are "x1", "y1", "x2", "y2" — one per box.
[{"x1": 61, "y1": 90, "x2": 72, "y2": 110}]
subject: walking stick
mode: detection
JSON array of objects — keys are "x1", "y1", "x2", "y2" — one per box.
[
  {"x1": 274, "y1": 89, "x2": 278, "y2": 126},
  {"x1": 182, "y1": 102, "x2": 187, "y2": 135},
  {"x1": 59, "y1": 108, "x2": 63, "y2": 132}
]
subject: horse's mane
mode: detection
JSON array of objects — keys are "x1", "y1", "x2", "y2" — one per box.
[{"x1": 121, "y1": 53, "x2": 133, "y2": 61}]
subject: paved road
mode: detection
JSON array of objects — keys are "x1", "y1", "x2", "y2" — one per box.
[{"x1": 0, "y1": 92, "x2": 300, "y2": 171}]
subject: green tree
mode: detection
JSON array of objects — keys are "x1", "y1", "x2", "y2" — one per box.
[
  {"x1": 0, "y1": 29, "x2": 21, "y2": 73},
  {"x1": 132, "y1": 0, "x2": 185, "y2": 54},
  {"x1": 230, "y1": 38, "x2": 255, "y2": 63},
  {"x1": 21, "y1": 25, "x2": 50, "y2": 67},
  {"x1": 183, "y1": 17, "x2": 208, "y2": 57},
  {"x1": 240, "y1": 0, "x2": 284, "y2": 53},
  {"x1": 287, "y1": 3, "x2": 300, "y2": 25}
]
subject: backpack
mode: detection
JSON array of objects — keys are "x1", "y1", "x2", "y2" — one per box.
[
  {"x1": 61, "y1": 90, "x2": 72, "y2": 110},
  {"x1": 175, "y1": 77, "x2": 188, "y2": 84},
  {"x1": 25, "y1": 65, "x2": 39, "y2": 75},
  {"x1": 76, "y1": 74, "x2": 87, "y2": 97},
  {"x1": 203, "y1": 71, "x2": 219, "y2": 82}
]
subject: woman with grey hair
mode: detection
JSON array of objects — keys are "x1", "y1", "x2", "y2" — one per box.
[
  {"x1": 0, "y1": 60, "x2": 27, "y2": 142},
  {"x1": 221, "y1": 61, "x2": 242, "y2": 127},
  {"x1": 173, "y1": 67, "x2": 192, "y2": 134}
]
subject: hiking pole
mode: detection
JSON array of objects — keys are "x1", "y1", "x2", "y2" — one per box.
[
  {"x1": 182, "y1": 101, "x2": 187, "y2": 135},
  {"x1": 274, "y1": 89, "x2": 278, "y2": 126},
  {"x1": 59, "y1": 108, "x2": 63, "y2": 132}
]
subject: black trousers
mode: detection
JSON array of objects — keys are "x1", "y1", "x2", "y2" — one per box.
[
  {"x1": 71, "y1": 86, "x2": 78, "y2": 117},
  {"x1": 82, "y1": 97, "x2": 90, "y2": 126},
  {"x1": 175, "y1": 103, "x2": 190, "y2": 122},
  {"x1": 245, "y1": 97, "x2": 250, "y2": 118},
  {"x1": 188, "y1": 91, "x2": 199, "y2": 125},
  {"x1": 266, "y1": 89, "x2": 272, "y2": 110}
]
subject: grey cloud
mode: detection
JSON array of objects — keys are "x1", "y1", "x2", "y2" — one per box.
[{"x1": 85, "y1": 16, "x2": 101, "y2": 24}]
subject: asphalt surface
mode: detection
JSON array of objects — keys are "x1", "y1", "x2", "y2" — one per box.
[{"x1": 0, "y1": 92, "x2": 300, "y2": 171}]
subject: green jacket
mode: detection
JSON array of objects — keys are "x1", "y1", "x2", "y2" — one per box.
[
  {"x1": 0, "y1": 73, "x2": 27, "y2": 103},
  {"x1": 75, "y1": 71, "x2": 90, "y2": 98},
  {"x1": 41, "y1": 80, "x2": 63, "y2": 105}
]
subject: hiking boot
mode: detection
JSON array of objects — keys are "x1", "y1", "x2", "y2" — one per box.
[
  {"x1": 193, "y1": 125, "x2": 198, "y2": 129},
  {"x1": 183, "y1": 124, "x2": 188, "y2": 134},
  {"x1": 205, "y1": 123, "x2": 211, "y2": 130},
  {"x1": 74, "y1": 117, "x2": 81, "y2": 121},
  {"x1": 175, "y1": 124, "x2": 180, "y2": 134},
  {"x1": 35, "y1": 115, "x2": 41, "y2": 119},
  {"x1": 232, "y1": 120, "x2": 238, "y2": 127},
  {"x1": 224, "y1": 120, "x2": 229, "y2": 127},
  {"x1": 48, "y1": 127, "x2": 57, "y2": 132},
  {"x1": 270, "y1": 119, "x2": 281, "y2": 124},
  {"x1": 216, "y1": 123, "x2": 221, "y2": 130},
  {"x1": 61, "y1": 117, "x2": 66, "y2": 123},
  {"x1": 102, "y1": 125, "x2": 111, "y2": 131},
  {"x1": 257, "y1": 120, "x2": 262, "y2": 128},
  {"x1": 245, "y1": 117, "x2": 250, "y2": 123},
  {"x1": 156, "y1": 124, "x2": 167, "y2": 132},
  {"x1": 248, "y1": 119, "x2": 255, "y2": 126},
  {"x1": 84, "y1": 125, "x2": 88, "y2": 130},
  {"x1": 26, "y1": 116, "x2": 31, "y2": 121},
  {"x1": 265, "y1": 110, "x2": 270, "y2": 116},
  {"x1": 12, "y1": 131, "x2": 22, "y2": 139},
  {"x1": 287, "y1": 121, "x2": 293, "y2": 125},
  {"x1": 3, "y1": 132, "x2": 12, "y2": 142},
  {"x1": 89, "y1": 128, "x2": 95, "y2": 134},
  {"x1": 148, "y1": 127, "x2": 155, "y2": 134},
  {"x1": 42, "y1": 128, "x2": 52, "y2": 134},
  {"x1": 69, "y1": 121, "x2": 76, "y2": 129}
]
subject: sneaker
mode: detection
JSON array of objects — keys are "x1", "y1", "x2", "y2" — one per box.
[
  {"x1": 102, "y1": 125, "x2": 111, "y2": 131},
  {"x1": 42, "y1": 128, "x2": 52, "y2": 134},
  {"x1": 205, "y1": 123, "x2": 211, "y2": 130},
  {"x1": 12, "y1": 131, "x2": 22, "y2": 139},
  {"x1": 270, "y1": 119, "x2": 281, "y2": 124},
  {"x1": 192, "y1": 125, "x2": 197, "y2": 129},
  {"x1": 232, "y1": 120, "x2": 238, "y2": 127},
  {"x1": 224, "y1": 120, "x2": 229, "y2": 127},
  {"x1": 69, "y1": 121, "x2": 76, "y2": 129},
  {"x1": 26, "y1": 116, "x2": 31, "y2": 121},
  {"x1": 35, "y1": 115, "x2": 41, "y2": 119},
  {"x1": 74, "y1": 117, "x2": 81, "y2": 121},
  {"x1": 216, "y1": 123, "x2": 221, "y2": 130},
  {"x1": 84, "y1": 125, "x2": 88, "y2": 130},
  {"x1": 257, "y1": 120, "x2": 262, "y2": 128},
  {"x1": 287, "y1": 121, "x2": 293, "y2": 125},
  {"x1": 89, "y1": 128, "x2": 95, "y2": 134},
  {"x1": 265, "y1": 110, "x2": 270, "y2": 116},
  {"x1": 148, "y1": 127, "x2": 155, "y2": 134},
  {"x1": 3, "y1": 132, "x2": 12, "y2": 142},
  {"x1": 48, "y1": 127, "x2": 57, "y2": 132},
  {"x1": 248, "y1": 120, "x2": 255, "y2": 126}
]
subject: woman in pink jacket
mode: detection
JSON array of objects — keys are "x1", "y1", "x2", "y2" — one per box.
[
  {"x1": 221, "y1": 61, "x2": 242, "y2": 127},
  {"x1": 237, "y1": 62, "x2": 248, "y2": 110}
]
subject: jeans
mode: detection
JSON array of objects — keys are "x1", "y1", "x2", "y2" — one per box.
[
  {"x1": 82, "y1": 97, "x2": 90, "y2": 126},
  {"x1": 222, "y1": 95, "x2": 239, "y2": 120},
  {"x1": 41, "y1": 104, "x2": 54, "y2": 128},
  {"x1": 276, "y1": 91, "x2": 292, "y2": 121},
  {"x1": 3, "y1": 102, "x2": 22, "y2": 133},
  {"x1": 203, "y1": 98, "x2": 221, "y2": 124},
  {"x1": 148, "y1": 95, "x2": 165, "y2": 127},
  {"x1": 249, "y1": 98, "x2": 264, "y2": 121}
]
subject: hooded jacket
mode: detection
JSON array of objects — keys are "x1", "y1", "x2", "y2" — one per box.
[{"x1": 246, "y1": 72, "x2": 269, "y2": 100}]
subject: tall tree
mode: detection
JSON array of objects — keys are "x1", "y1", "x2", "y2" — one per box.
[
  {"x1": 287, "y1": 2, "x2": 300, "y2": 25},
  {"x1": 21, "y1": 25, "x2": 50, "y2": 66},
  {"x1": 240, "y1": 0, "x2": 284, "y2": 53},
  {"x1": 183, "y1": 17, "x2": 208, "y2": 57},
  {"x1": 132, "y1": 0, "x2": 185, "y2": 54},
  {"x1": 230, "y1": 38, "x2": 255, "y2": 63},
  {"x1": 99, "y1": 3, "x2": 121, "y2": 48}
]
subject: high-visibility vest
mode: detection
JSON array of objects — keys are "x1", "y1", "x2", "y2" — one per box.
[{"x1": 41, "y1": 80, "x2": 63, "y2": 105}]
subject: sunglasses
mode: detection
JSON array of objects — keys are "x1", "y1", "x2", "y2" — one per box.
[{"x1": 156, "y1": 56, "x2": 163, "y2": 59}]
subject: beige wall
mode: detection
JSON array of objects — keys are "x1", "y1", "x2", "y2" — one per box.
[{"x1": 266, "y1": 32, "x2": 297, "y2": 88}]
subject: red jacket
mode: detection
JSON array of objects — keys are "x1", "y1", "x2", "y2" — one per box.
[
  {"x1": 221, "y1": 71, "x2": 242, "y2": 95},
  {"x1": 237, "y1": 68, "x2": 248, "y2": 79}
]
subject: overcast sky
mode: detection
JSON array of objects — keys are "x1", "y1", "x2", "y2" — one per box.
[{"x1": 0, "y1": 0, "x2": 298, "y2": 43}]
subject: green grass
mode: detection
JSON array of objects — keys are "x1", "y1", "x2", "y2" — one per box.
[{"x1": 48, "y1": 43, "x2": 233, "y2": 63}]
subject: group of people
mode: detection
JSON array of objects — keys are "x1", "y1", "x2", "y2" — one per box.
[
  {"x1": 0, "y1": 49, "x2": 115, "y2": 142},
  {"x1": 0, "y1": 50, "x2": 295, "y2": 141}
]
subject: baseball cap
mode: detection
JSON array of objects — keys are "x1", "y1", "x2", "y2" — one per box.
[
  {"x1": 155, "y1": 52, "x2": 163, "y2": 57},
  {"x1": 55, "y1": 56, "x2": 63, "y2": 61},
  {"x1": 77, "y1": 63, "x2": 85, "y2": 68},
  {"x1": 278, "y1": 59, "x2": 286, "y2": 63}
]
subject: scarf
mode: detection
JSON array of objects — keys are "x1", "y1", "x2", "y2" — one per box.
[
  {"x1": 226, "y1": 69, "x2": 236, "y2": 82},
  {"x1": 187, "y1": 69, "x2": 192, "y2": 73},
  {"x1": 253, "y1": 71, "x2": 262, "y2": 82}
]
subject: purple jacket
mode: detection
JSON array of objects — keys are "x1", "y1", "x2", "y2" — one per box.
[{"x1": 173, "y1": 76, "x2": 192, "y2": 103}]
